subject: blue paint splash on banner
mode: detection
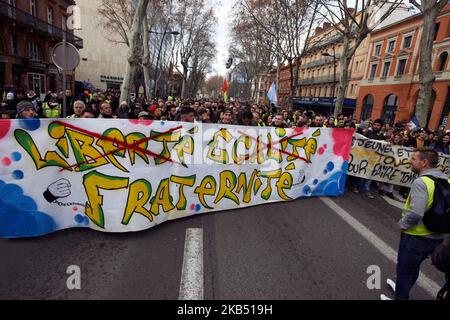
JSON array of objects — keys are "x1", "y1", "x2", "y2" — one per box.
[
  {"x1": 0, "y1": 180, "x2": 56, "y2": 238},
  {"x1": 300, "y1": 161, "x2": 349, "y2": 197}
]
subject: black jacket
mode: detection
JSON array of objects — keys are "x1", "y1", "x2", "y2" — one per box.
[
  {"x1": 432, "y1": 237, "x2": 450, "y2": 275},
  {"x1": 365, "y1": 130, "x2": 384, "y2": 141}
]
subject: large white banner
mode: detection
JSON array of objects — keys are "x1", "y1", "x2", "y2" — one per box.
[{"x1": 0, "y1": 119, "x2": 354, "y2": 238}]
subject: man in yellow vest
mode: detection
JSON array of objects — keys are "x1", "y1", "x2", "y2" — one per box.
[
  {"x1": 394, "y1": 147, "x2": 447, "y2": 300},
  {"x1": 42, "y1": 93, "x2": 62, "y2": 118}
]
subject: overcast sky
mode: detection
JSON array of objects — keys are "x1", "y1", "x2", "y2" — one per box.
[
  {"x1": 210, "y1": 0, "x2": 416, "y2": 77},
  {"x1": 212, "y1": 0, "x2": 237, "y2": 76}
]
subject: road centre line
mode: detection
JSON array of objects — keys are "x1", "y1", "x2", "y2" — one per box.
[{"x1": 179, "y1": 228, "x2": 204, "y2": 300}]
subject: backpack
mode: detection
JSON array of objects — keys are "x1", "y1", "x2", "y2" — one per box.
[
  {"x1": 431, "y1": 237, "x2": 450, "y2": 300},
  {"x1": 423, "y1": 176, "x2": 450, "y2": 234}
]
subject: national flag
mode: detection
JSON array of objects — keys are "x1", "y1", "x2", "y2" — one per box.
[
  {"x1": 407, "y1": 115, "x2": 419, "y2": 130},
  {"x1": 222, "y1": 79, "x2": 229, "y2": 103},
  {"x1": 267, "y1": 81, "x2": 278, "y2": 105}
]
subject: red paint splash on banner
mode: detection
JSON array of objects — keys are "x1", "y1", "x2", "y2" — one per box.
[
  {"x1": 0, "y1": 120, "x2": 11, "y2": 140},
  {"x1": 332, "y1": 128, "x2": 354, "y2": 161}
]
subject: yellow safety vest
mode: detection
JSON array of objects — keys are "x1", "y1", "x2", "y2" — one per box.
[
  {"x1": 43, "y1": 102, "x2": 61, "y2": 118},
  {"x1": 403, "y1": 176, "x2": 449, "y2": 236}
]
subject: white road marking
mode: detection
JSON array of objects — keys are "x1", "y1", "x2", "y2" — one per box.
[
  {"x1": 179, "y1": 228, "x2": 203, "y2": 300},
  {"x1": 382, "y1": 195, "x2": 405, "y2": 210},
  {"x1": 321, "y1": 197, "x2": 441, "y2": 298}
]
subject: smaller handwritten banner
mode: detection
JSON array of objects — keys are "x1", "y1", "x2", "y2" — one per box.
[{"x1": 348, "y1": 134, "x2": 450, "y2": 186}]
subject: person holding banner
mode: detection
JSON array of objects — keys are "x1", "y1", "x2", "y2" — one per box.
[
  {"x1": 379, "y1": 133, "x2": 405, "y2": 198},
  {"x1": 360, "y1": 119, "x2": 385, "y2": 199},
  {"x1": 393, "y1": 147, "x2": 447, "y2": 300}
]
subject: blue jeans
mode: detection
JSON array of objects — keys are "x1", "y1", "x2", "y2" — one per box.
[
  {"x1": 395, "y1": 233, "x2": 443, "y2": 300},
  {"x1": 362, "y1": 179, "x2": 372, "y2": 193}
]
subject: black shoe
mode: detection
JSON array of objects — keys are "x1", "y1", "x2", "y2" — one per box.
[
  {"x1": 378, "y1": 190, "x2": 386, "y2": 196},
  {"x1": 386, "y1": 192, "x2": 395, "y2": 199}
]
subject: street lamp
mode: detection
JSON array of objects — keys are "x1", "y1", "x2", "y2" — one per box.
[
  {"x1": 150, "y1": 28, "x2": 180, "y2": 98},
  {"x1": 322, "y1": 47, "x2": 336, "y2": 117}
]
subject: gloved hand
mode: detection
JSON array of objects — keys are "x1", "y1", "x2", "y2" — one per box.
[{"x1": 44, "y1": 179, "x2": 72, "y2": 203}]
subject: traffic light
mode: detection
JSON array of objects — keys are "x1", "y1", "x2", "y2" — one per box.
[{"x1": 226, "y1": 58, "x2": 233, "y2": 69}]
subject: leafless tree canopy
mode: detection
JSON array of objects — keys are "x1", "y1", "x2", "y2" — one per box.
[
  {"x1": 235, "y1": 0, "x2": 322, "y2": 107},
  {"x1": 172, "y1": 0, "x2": 217, "y2": 98},
  {"x1": 98, "y1": 0, "x2": 133, "y2": 46}
]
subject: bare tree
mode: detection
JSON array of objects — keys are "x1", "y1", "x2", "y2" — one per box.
[
  {"x1": 172, "y1": 0, "x2": 217, "y2": 99},
  {"x1": 238, "y1": 0, "x2": 321, "y2": 109},
  {"x1": 317, "y1": 0, "x2": 404, "y2": 117},
  {"x1": 409, "y1": 0, "x2": 448, "y2": 127},
  {"x1": 230, "y1": 2, "x2": 277, "y2": 102},
  {"x1": 98, "y1": 0, "x2": 133, "y2": 46},
  {"x1": 120, "y1": 0, "x2": 149, "y2": 103},
  {"x1": 203, "y1": 75, "x2": 225, "y2": 98},
  {"x1": 142, "y1": 14, "x2": 152, "y2": 98},
  {"x1": 186, "y1": 35, "x2": 215, "y2": 98}
]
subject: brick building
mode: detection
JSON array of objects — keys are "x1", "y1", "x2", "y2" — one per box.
[
  {"x1": 356, "y1": 3, "x2": 450, "y2": 130},
  {"x1": 266, "y1": 4, "x2": 412, "y2": 114},
  {"x1": 0, "y1": 0, "x2": 83, "y2": 98},
  {"x1": 295, "y1": 4, "x2": 411, "y2": 116}
]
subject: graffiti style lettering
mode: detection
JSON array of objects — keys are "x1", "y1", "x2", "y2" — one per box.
[
  {"x1": 170, "y1": 175, "x2": 196, "y2": 210},
  {"x1": 125, "y1": 132, "x2": 149, "y2": 165},
  {"x1": 287, "y1": 136, "x2": 317, "y2": 162},
  {"x1": 194, "y1": 176, "x2": 217, "y2": 210},
  {"x1": 83, "y1": 171, "x2": 129, "y2": 228},
  {"x1": 207, "y1": 129, "x2": 233, "y2": 164},
  {"x1": 66, "y1": 129, "x2": 110, "y2": 172},
  {"x1": 96, "y1": 128, "x2": 128, "y2": 172},
  {"x1": 173, "y1": 136, "x2": 194, "y2": 168},
  {"x1": 14, "y1": 129, "x2": 71, "y2": 171},
  {"x1": 122, "y1": 179, "x2": 153, "y2": 225},
  {"x1": 151, "y1": 130, "x2": 181, "y2": 165},
  {"x1": 236, "y1": 170, "x2": 259, "y2": 204},
  {"x1": 214, "y1": 170, "x2": 239, "y2": 205},
  {"x1": 150, "y1": 178, "x2": 175, "y2": 215},
  {"x1": 260, "y1": 169, "x2": 282, "y2": 200},
  {"x1": 232, "y1": 135, "x2": 251, "y2": 164},
  {"x1": 276, "y1": 172, "x2": 293, "y2": 200}
]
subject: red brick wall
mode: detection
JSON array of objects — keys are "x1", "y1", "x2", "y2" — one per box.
[{"x1": 356, "y1": 4, "x2": 450, "y2": 130}]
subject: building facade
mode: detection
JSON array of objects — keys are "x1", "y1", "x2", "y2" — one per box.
[
  {"x1": 264, "y1": 3, "x2": 412, "y2": 114},
  {"x1": 296, "y1": 4, "x2": 412, "y2": 116},
  {"x1": 356, "y1": 3, "x2": 450, "y2": 130},
  {"x1": 0, "y1": 0, "x2": 83, "y2": 98},
  {"x1": 74, "y1": 0, "x2": 128, "y2": 91}
]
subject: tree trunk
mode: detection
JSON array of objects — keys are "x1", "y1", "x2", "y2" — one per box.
[
  {"x1": 335, "y1": 36, "x2": 351, "y2": 117},
  {"x1": 415, "y1": 4, "x2": 440, "y2": 128},
  {"x1": 288, "y1": 58, "x2": 294, "y2": 111},
  {"x1": 142, "y1": 13, "x2": 152, "y2": 100},
  {"x1": 275, "y1": 57, "x2": 281, "y2": 108},
  {"x1": 181, "y1": 64, "x2": 188, "y2": 99},
  {"x1": 120, "y1": 0, "x2": 149, "y2": 103}
]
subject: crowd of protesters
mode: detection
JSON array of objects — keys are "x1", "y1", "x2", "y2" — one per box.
[{"x1": 2, "y1": 89, "x2": 449, "y2": 198}]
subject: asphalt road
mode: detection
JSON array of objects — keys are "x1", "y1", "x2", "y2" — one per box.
[{"x1": 0, "y1": 187, "x2": 446, "y2": 300}]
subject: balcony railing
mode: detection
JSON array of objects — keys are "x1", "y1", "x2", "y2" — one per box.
[
  {"x1": 298, "y1": 74, "x2": 341, "y2": 85},
  {"x1": 301, "y1": 54, "x2": 342, "y2": 70},
  {"x1": 0, "y1": 1, "x2": 83, "y2": 48}
]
